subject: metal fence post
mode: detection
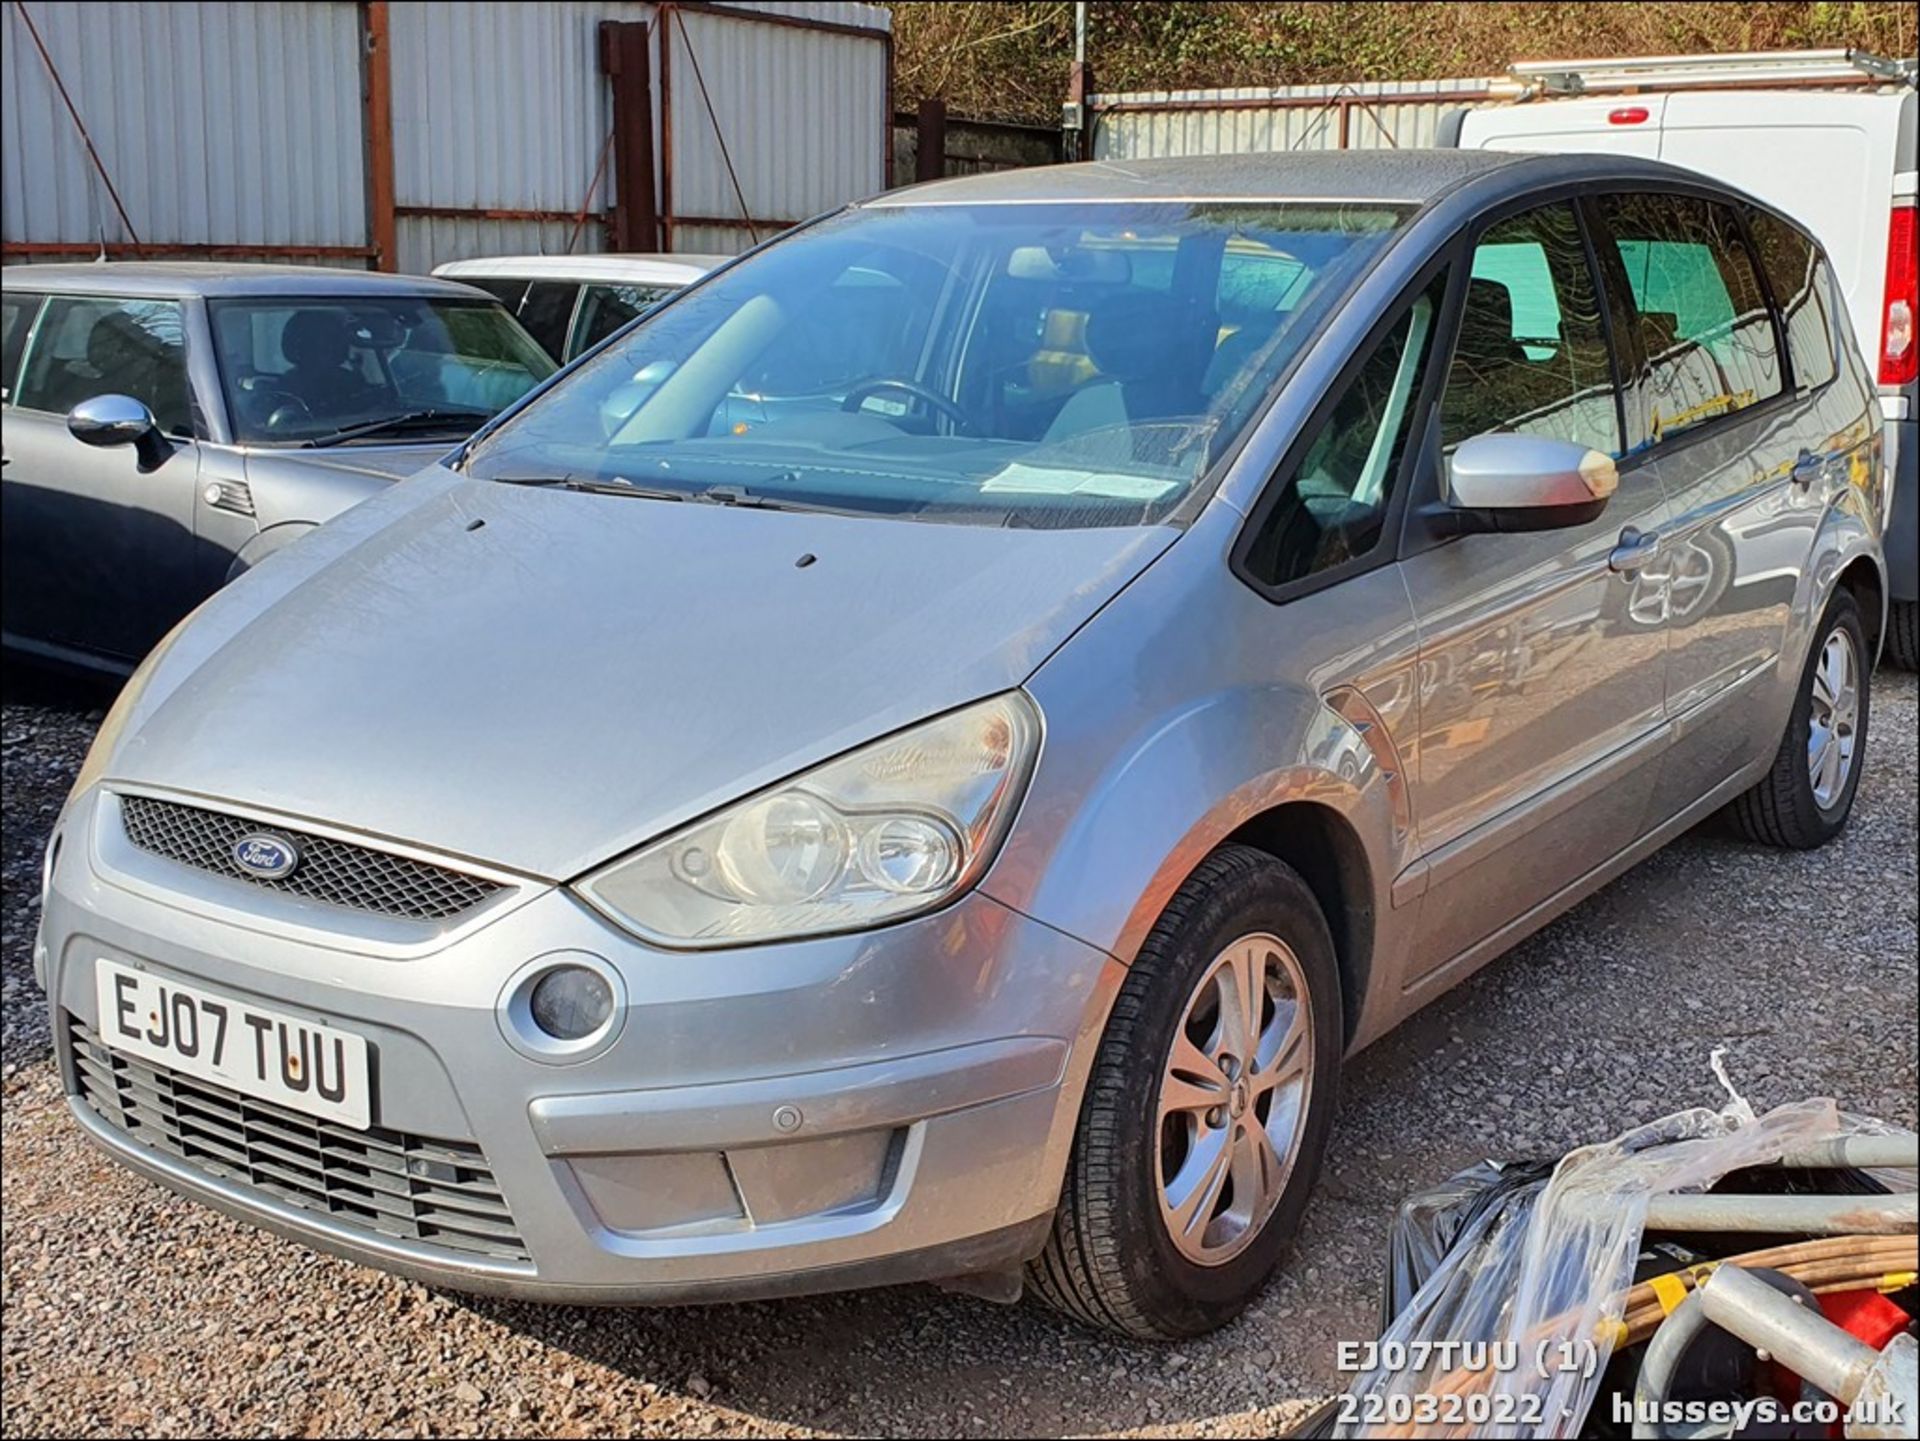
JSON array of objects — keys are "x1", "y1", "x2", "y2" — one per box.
[
  {"x1": 599, "y1": 20, "x2": 661, "y2": 253},
  {"x1": 361, "y1": 1, "x2": 397, "y2": 270},
  {"x1": 915, "y1": 98, "x2": 947, "y2": 182}
]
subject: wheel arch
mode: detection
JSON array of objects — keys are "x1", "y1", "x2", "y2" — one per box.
[
  {"x1": 1220, "y1": 801, "x2": 1375, "y2": 1049},
  {"x1": 1790, "y1": 451, "x2": 1888, "y2": 669},
  {"x1": 1834, "y1": 553, "x2": 1886, "y2": 661}
]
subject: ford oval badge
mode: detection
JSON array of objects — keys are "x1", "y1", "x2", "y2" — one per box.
[{"x1": 232, "y1": 832, "x2": 300, "y2": 880}]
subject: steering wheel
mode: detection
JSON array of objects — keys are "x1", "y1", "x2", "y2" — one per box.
[{"x1": 840, "y1": 377, "x2": 972, "y2": 433}]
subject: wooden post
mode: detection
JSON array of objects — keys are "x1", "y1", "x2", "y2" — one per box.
[
  {"x1": 362, "y1": 1, "x2": 397, "y2": 270},
  {"x1": 599, "y1": 21, "x2": 660, "y2": 252},
  {"x1": 881, "y1": 34, "x2": 895, "y2": 188},
  {"x1": 915, "y1": 97, "x2": 946, "y2": 183}
]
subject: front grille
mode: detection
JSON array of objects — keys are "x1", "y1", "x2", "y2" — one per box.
[
  {"x1": 68, "y1": 1018, "x2": 528, "y2": 1262},
  {"x1": 118, "y1": 794, "x2": 504, "y2": 923}
]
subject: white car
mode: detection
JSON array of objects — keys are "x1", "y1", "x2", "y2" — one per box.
[
  {"x1": 1446, "y1": 49, "x2": 1919, "y2": 667},
  {"x1": 431, "y1": 253, "x2": 726, "y2": 364}
]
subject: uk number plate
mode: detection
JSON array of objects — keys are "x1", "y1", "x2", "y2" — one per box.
[{"x1": 94, "y1": 960, "x2": 372, "y2": 1129}]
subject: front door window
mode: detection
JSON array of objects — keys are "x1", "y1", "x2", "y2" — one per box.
[{"x1": 1438, "y1": 201, "x2": 1619, "y2": 459}]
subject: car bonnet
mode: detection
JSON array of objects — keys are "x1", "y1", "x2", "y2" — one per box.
[{"x1": 101, "y1": 467, "x2": 1178, "y2": 880}]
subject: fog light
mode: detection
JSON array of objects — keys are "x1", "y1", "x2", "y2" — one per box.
[
  {"x1": 497, "y1": 952, "x2": 626, "y2": 1063},
  {"x1": 529, "y1": 966, "x2": 614, "y2": 1040}
]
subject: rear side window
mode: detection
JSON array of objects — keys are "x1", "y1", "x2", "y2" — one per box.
[
  {"x1": 489, "y1": 280, "x2": 577, "y2": 362},
  {"x1": 1591, "y1": 193, "x2": 1783, "y2": 447},
  {"x1": 14, "y1": 295, "x2": 192, "y2": 435},
  {"x1": 1, "y1": 291, "x2": 42, "y2": 401},
  {"x1": 1240, "y1": 270, "x2": 1447, "y2": 591},
  {"x1": 1439, "y1": 202, "x2": 1619, "y2": 457},
  {"x1": 573, "y1": 282, "x2": 677, "y2": 357},
  {"x1": 1746, "y1": 209, "x2": 1838, "y2": 392}
]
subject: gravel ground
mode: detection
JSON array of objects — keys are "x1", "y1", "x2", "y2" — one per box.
[{"x1": 3, "y1": 662, "x2": 1914, "y2": 1439}]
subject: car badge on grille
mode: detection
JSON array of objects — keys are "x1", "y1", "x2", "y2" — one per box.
[{"x1": 232, "y1": 831, "x2": 301, "y2": 880}]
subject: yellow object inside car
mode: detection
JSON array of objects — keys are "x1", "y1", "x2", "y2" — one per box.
[{"x1": 1023, "y1": 235, "x2": 1307, "y2": 402}]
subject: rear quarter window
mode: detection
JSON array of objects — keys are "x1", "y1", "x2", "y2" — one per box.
[
  {"x1": 572, "y1": 282, "x2": 678, "y2": 357},
  {"x1": 1746, "y1": 209, "x2": 1839, "y2": 392}
]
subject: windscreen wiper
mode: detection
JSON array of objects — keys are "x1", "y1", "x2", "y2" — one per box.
[
  {"x1": 497, "y1": 472, "x2": 860, "y2": 517},
  {"x1": 691, "y1": 485, "x2": 872, "y2": 517},
  {"x1": 302, "y1": 408, "x2": 493, "y2": 447},
  {"x1": 496, "y1": 474, "x2": 690, "y2": 502}
]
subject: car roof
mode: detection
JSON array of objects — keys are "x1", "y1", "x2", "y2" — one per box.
[
  {"x1": 431, "y1": 253, "x2": 724, "y2": 284},
  {"x1": 864, "y1": 147, "x2": 1708, "y2": 209},
  {"x1": 0, "y1": 261, "x2": 495, "y2": 301}
]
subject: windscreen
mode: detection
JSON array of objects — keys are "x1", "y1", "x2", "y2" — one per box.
[
  {"x1": 210, "y1": 297, "x2": 556, "y2": 445},
  {"x1": 463, "y1": 200, "x2": 1410, "y2": 527}
]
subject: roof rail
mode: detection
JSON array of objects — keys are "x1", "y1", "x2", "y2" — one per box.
[{"x1": 1510, "y1": 48, "x2": 1916, "y2": 97}]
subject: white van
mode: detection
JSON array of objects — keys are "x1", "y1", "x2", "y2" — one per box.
[{"x1": 1446, "y1": 51, "x2": 1919, "y2": 666}]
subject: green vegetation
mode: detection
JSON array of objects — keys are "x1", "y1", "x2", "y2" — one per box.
[{"x1": 892, "y1": 2, "x2": 1918, "y2": 124}]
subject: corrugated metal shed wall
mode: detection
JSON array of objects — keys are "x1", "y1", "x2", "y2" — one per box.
[
  {"x1": 4, "y1": 0, "x2": 889, "y2": 271},
  {"x1": 1091, "y1": 78, "x2": 1500, "y2": 161},
  {"x1": 388, "y1": 0, "x2": 656, "y2": 273},
  {"x1": 665, "y1": 3, "x2": 887, "y2": 256},
  {"x1": 2, "y1": 0, "x2": 369, "y2": 259}
]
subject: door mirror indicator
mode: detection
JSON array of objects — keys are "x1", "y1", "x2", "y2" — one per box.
[
  {"x1": 67, "y1": 394, "x2": 172, "y2": 470},
  {"x1": 1437, "y1": 433, "x2": 1616, "y2": 533}
]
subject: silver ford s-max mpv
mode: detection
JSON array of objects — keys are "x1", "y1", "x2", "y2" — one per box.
[{"x1": 38, "y1": 152, "x2": 1888, "y2": 1338}]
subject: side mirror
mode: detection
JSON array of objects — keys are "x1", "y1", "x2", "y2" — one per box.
[
  {"x1": 68, "y1": 395, "x2": 172, "y2": 470},
  {"x1": 1439, "y1": 433, "x2": 1617, "y2": 533}
]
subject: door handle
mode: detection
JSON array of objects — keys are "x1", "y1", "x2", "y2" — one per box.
[
  {"x1": 1790, "y1": 449, "x2": 1824, "y2": 490},
  {"x1": 1609, "y1": 525, "x2": 1661, "y2": 574}
]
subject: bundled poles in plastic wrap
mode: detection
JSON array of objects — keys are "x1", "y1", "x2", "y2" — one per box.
[{"x1": 1325, "y1": 1098, "x2": 1918, "y2": 1439}]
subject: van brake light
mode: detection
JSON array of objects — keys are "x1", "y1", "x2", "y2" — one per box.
[{"x1": 1883, "y1": 204, "x2": 1917, "y2": 387}]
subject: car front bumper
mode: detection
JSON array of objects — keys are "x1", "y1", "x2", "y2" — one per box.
[{"x1": 40, "y1": 787, "x2": 1123, "y2": 1303}]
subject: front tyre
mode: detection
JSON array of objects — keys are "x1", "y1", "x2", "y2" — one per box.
[
  {"x1": 1726, "y1": 590, "x2": 1871, "y2": 849},
  {"x1": 1027, "y1": 845, "x2": 1342, "y2": 1339}
]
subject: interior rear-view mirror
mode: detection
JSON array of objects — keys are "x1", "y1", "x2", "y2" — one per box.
[{"x1": 350, "y1": 311, "x2": 408, "y2": 350}]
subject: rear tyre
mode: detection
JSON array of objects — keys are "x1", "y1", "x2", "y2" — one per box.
[
  {"x1": 1726, "y1": 591, "x2": 1870, "y2": 849},
  {"x1": 1027, "y1": 845, "x2": 1342, "y2": 1339},
  {"x1": 1888, "y1": 599, "x2": 1919, "y2": 672}
]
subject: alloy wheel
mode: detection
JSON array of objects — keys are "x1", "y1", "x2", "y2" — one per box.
[
  {"x1": 1154, "y1": 933, "x2": 1314, "y2": 1266},
  {"x1": 1807, "y1": 628, "x2": 1860, "y2": 809}
]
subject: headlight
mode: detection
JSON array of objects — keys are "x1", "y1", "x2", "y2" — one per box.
[{"x1": 576, "y1": 692, "x2": 1040, "y2": 947}]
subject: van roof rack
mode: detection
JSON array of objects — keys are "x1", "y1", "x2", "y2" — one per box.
[{"x1": 1511, "y1": 48, "x2": 1917, "y2": 97}]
